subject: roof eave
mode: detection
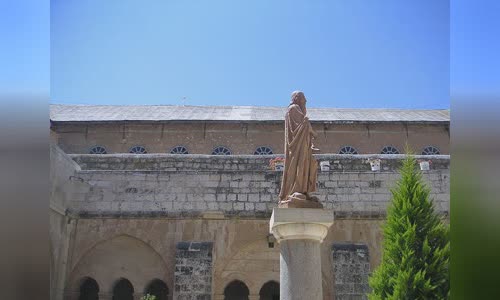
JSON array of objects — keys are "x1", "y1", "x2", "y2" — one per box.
[{"x1": 49, "y1": 119, "x2": 450, "y2": 125}]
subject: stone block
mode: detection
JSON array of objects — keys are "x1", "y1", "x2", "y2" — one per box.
[
  {"x1": 244, "y1": 202, "x2": 255, "y2": 211},
  {"x1": 248, "y1": 193, "x2": 260, "y2": 202},
  {"x1": 233, "y1": 202, "x2": 244, "y2": 211}
]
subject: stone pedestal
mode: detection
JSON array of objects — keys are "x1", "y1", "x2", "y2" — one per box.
[{"x1": 269, "y1": 208, "x2": 333, "y2": 300}]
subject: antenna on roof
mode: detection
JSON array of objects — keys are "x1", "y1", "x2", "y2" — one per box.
[{"x1": 181, "y1": 96, "x2": 187, "y2": 106}]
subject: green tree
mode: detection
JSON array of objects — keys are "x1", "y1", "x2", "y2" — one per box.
[
  {"x1": 368, "y1": 155, "x2": 450, "y2": 299},
  {"x1": 140, "y1": 294, "x2": 156, "y2": 300}
]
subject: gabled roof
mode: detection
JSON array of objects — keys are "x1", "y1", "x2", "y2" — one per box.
[{"x1": 50, "y1": 104, "x2": 450, "y2": 123}]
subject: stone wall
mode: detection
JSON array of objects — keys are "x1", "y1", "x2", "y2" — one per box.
[
  {"x1": 52, "y1": 121, "x2": 450, "y2": 155},
  {"x1": 332, "y1": 243, "x2": 371, "y2": 300},
  {"x1": 174, "y1": 241, "x2": 213, "y2": 300},
  {"x1": 50, "y1": 144, "x2": 80, "y2": 300},
  {"x1": 66, "y1": 154, "x2": 450, "y2": 219}
]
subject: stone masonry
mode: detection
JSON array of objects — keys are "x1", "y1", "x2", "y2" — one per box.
[
  {"x1": 332, "y1": 243, "x2": 371, "y2": 300},
  {"x1": 66, "y1": 154, "x2": 450, "y2": 219},
  {"x1": 174, "y1": 241, "x2": 213, "y2": 300}
]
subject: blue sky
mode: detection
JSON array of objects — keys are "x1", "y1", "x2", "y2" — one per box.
[
  {"x1": 451, "y1": 0, "x2": 500, "y2": 98},
  {"x1": 50, "y1": 0, "x2": 451, "y2": 108},
  {"x1": 0, "y1": 0, "x2": 49, "y2": 96}
]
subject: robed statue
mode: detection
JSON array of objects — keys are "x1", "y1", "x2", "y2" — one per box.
[{"x1": 278, "y1": 91, "x2": 322, "y2": 208}]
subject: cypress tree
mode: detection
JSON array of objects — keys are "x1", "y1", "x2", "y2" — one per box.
[{"x1": 368, "y1": 155, "x2": 450, "y2": 299}]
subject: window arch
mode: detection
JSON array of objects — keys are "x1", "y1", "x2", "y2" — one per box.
[
  {"x1": 79, "y1": 277, "x2": 99, "y2": 300},
  {"x1": 259, "y1": 280, "x2": 280, "y2": 300},
  {"x1": 129, "y1": 145, "x2": 147, "y2": 154},
  {"x1": 170, "y1": 146, "x2": 189, "y2": 154},
  {"x1": 212, "y1": 146, "x2": 232, "y2": 155},
  {"x1": 339, "y1": 146, "x2": 358, "y2": 154},
  {"x1": 89, "y1": 145, "x2": 107, "y2": 154},
  {"x1": 422, "y1": 146, "x2": 440, "y2": 155},
  {"x1": 112, "y1": 278, "x2": 134, "y2": 300},
  {"x1": 254, "y1": 146, "x2": 274, "y2": 155},
  {"x1": 381, "y1": 146, "x2": 400, "y2": 155},
  {"x1": 224, "y1": 280, "x2": 249, "y2": 300},
  {"x1": 144, "y1": 279, "x2": 169, "y2": 300}
]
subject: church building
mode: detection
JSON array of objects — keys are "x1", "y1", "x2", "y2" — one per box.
[{"x1": 50, "y1": 104, "x2": 450, "y2": 300}]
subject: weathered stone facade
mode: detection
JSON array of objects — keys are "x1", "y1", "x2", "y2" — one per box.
[
  {"x1": 50, "y1": 144, "x2": 449, "y2": 300},
  {"x1": 66, "y1": 154, "x2": 449, "y2": 219},
  {"x1": 174, "y1": 242, "x2": 213, "y2": 300},
  {"x1": 332, "y1": 243, "x2": 371, "y2": 300}
]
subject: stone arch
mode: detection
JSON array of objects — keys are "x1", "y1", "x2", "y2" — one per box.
[
  {"x1": 66, "y1": 235, "x2": 168, "y2": 297},
  {"x1": 71, "y1": 226, "x2": 166, "y2": 268},
  {"x1": 224, "y1": 280, "x2": 250, "y2": 300},
  {"x1": 112, "y1": 278, "x2": 134, "y2": 300},
  {"x1": 215, "y1": 238, "x2": 279, "y2": 296},
  {"x1": 78, "y1": 277, "x2": 99, "y2": 300},
  {"x1": 259, "y1": 280, "x2": 279, "y2": 300},
  {"x1": 144, "y1": 278, "x2": 169, "y2": 300}
]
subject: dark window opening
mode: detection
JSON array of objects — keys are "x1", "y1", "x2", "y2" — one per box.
[
  {"x1": 112, "y1": 278, "x2": 134, "y2": 300},
  {"x1": 79, "y1": 277, "x2": 99, "y2": 300},
  {"x1": 224, "y1": 280, "x2": 249, "y2": 300},
  {"x1": 259, "y1": 280, "x2": 279, "y2": 300}
]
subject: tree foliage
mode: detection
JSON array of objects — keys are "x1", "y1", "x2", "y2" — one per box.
[
  {"x1": 140, "y1": 294, "x2": 156, "y2": 300},
  {"x1": 368, "y1": 155, "x2": 450, "y2": 299}
]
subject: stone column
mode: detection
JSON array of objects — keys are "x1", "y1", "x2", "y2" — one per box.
[{"x1": 270, "y1": 208, "x2": 333, "y2": 300}]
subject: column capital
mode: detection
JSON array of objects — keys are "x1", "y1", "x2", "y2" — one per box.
[{"x1": 269, "y1": 208, "x2": 334, "y2": 243}]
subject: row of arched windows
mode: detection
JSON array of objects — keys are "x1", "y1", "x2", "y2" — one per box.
[
  {"x1": 89, "y1": 145, "x2": 441, "y2": 156},
  {"x1": 89, "y1": 145, "x2": 270, "y2": 155},
  {"x1": 339, "y1": 145, "x2": 441, "y2": 155},
  {"x1": 224, "y1": 280, "x2": 279, "y2": 300},
  {"x1": 79, "y1": 277, "x2": 277, "y2": 300},
  {"x1": 78, "y1": 277, "x2": 168, "y2": 300}
]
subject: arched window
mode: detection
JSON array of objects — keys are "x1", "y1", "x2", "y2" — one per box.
[
  {"x1": 381, "y1": 146, "x2": 400, "y2": 155},
  {"x1": 212, "y1": 146, "x2": 232, "y2": 155},
  {"x1": 422, "y1": 146, "x2": 440, "y2": 155},
  {"x1": 259, "y1": 281, "x2": 279, "y2": 300},
  {"x1": 79, "y1": 277, "x2": 99, "y2": 300},
  {"x1": 339, "y1": 146, "x2": 358, "y2": 154},
  {"x1": 89, "y1": 146, "x2": 107, "y2": 154},
  {"x1": 170, "y1": 146, "x2": 189, "y2": 154},
  {"x1": 144, "y1": 279, "x2": 169, "y2": 300},
  {"x1": 224, "y1": 280, "x2": 249, "y2": 300},
  {"x1": 112, "y1": 278, "x2": 134, "y2": 300},
  {"x1": 254, "y1": 146, "x2": 274, "y2": 155},
  {"x1": 129, "y1": 146, "x2": 147, "y2": 154}
]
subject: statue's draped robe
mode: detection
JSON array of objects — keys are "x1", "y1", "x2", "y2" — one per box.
[{"x1": 279, "y1": 104, "x2": 318, "y2": 201}]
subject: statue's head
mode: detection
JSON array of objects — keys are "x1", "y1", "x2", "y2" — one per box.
[{"x1": 290, "y1": 91, "x2": 307, "y2": 113}]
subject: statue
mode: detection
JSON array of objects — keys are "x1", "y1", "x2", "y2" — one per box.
[{"x1": 278, "y1": 91, "x2": 323, "y2": 208}]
